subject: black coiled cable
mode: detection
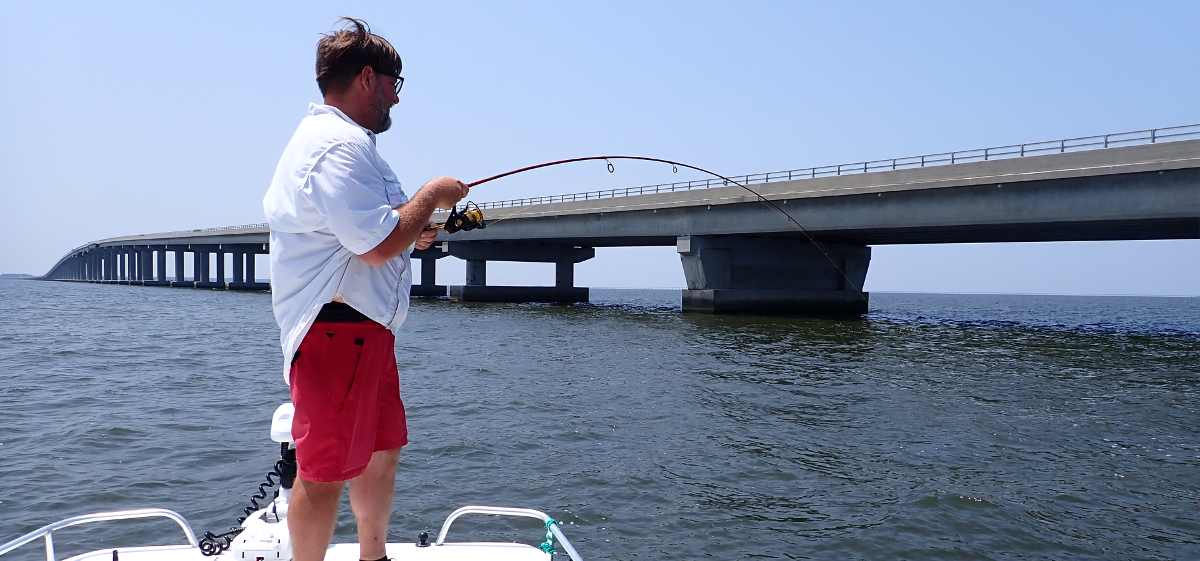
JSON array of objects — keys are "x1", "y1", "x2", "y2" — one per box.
[{"x1": 199, "y1": 443, "x2": 297, "y2": 556}]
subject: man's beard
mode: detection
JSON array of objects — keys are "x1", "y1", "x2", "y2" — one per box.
[{"x1": 370, "y1": 95, "x2": 392, "y2": 133}]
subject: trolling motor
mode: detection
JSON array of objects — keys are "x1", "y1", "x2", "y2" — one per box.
[
  {"x1": 198, "y1": 404, "x2": 299, "y2": 557},
  {"x1": 441, "y1": 201, "x2": 486, "y2": 233}
]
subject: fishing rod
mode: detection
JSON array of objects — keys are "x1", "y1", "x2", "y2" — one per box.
[{"x1": 438, "y1": 155, "x2": 866, "y2": 301}]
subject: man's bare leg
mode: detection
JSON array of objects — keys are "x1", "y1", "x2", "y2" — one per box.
[
  {"x1": 289, "y1": 477, "x2": 345, "y2": 561},
  {"x1": 349, "y1": 448, "x2": 402, "y2": 560}
]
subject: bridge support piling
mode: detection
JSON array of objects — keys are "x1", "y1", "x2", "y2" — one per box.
[
  {"x1": 678, "y1": 235, "x2": 870, "y2": 315},
  {"x1": 215, "y1": 249, "x2": 226, "y2": 289},
  {"x1": 139, "y1": 249, "x2": 152, "y2": 285},
  {"x1": 245, "y1": 252, "x2": 256, "y2": 287},
  {"x1": 120, "y1": 249, "x2": 130, "y2": 284},
  {"x1": 228, "y1": 247, "x2": 269, "y2": 291},
  {"x1": 465, "y1": 259, "x2": 486, "y2": 287},
  {"x1": 448, "y1": 242, "x2": 592, "y2": 304},
  {"x1": 229, "y1": 250, "x2": 245, "y2": 288},
  {"x1": 411, "y1": 247, "x2": 448, "y2": 297},
  {"x1": 144, "y1": 249, "x2": 169, "y2": 286},
  {"x1": 225, "y1": 246, "x2": 268, "y2": 288},
  {"x1": 171, "y1": 250, "x2": 189, "y2": 287},
  {"x1": 195, "y1": 247, "x2": 223, "y2": 289},
  {"x1": 191, "y1": 251, "x2": 203, "y2": 287},
  {"x1": 555, "y1": 260, "x2": 574, "y2": 288}
]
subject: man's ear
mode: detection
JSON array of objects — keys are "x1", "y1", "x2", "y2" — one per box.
[{"x1": 356, "y1": 65, "x2": 374, "y2": 93}]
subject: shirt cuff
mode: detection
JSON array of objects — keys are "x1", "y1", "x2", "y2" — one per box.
[{"x1": 351, "y1": 208, "x2": 400, "y2": 256}]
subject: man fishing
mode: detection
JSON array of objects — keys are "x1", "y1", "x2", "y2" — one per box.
[{"x1": 262, "y1": 17, "x2": 468, "y2": 561}]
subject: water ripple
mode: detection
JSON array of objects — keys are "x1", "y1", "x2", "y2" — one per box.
[{"x1": 0, "y1": 282, "x2": 1197, "y2": 560}]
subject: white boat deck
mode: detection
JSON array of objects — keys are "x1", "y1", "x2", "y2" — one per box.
[{"x1": 62, "y1": 542, "x2": 548, "y2": 561}]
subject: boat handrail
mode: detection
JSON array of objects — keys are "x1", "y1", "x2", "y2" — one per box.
[
  {"x1": 435, "y1": 505, "x2": 584, "y2": 561},
  {"x1": 0, "y1": 508, "x2": 198, "y2": 561}
]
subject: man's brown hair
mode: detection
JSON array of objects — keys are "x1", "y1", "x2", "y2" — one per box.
[{"x1": 315, "y1": 17, "x2": 402, "y2": 96}]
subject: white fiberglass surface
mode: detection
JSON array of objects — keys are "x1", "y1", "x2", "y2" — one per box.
[{"x1": 62, "y1": 542, "x2": 549, "y2": 561}]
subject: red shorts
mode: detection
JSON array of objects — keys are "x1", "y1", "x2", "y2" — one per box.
[{"x1": 289, "y1": 320, "x2": 407, "y2": 483}]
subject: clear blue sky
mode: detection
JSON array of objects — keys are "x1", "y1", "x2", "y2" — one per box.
[{"x1": 1, "y1": 1, "x2": 1196, "y2": 295}]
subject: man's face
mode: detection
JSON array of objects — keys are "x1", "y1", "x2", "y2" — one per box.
[{"x1": 368, "y1": 70, "x2": 400, "y2": 134}]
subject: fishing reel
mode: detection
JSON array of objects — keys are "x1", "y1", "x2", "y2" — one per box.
[{"x1": 441, "y1": 201, "x2": 486, "y2": 233}]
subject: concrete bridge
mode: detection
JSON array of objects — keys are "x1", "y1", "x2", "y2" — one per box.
[{"x1": 42, "y1": 124, "x2": 1200, "y2": 315}]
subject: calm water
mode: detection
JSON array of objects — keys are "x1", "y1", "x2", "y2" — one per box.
[{"x1": 1, "y1": 279, "x2": 1197, "y2": 560}]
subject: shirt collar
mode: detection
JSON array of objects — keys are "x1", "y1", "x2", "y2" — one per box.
[{"x1": 308, "y1": 103, "x2": 376, "y2": 141}]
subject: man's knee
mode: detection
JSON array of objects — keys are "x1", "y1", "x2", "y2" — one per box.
[
  {"x1": 295, "y1": 477, "x2": 345, "y2": 503},
  {"x1": 365, "y1": 448, "x2": 401, "y2": 477}
]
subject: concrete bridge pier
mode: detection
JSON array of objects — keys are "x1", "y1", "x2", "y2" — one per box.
[
  {"x1": 127, "y1": 248, "x2": 136, "y2": 284},
  {"x1": 192, "y1": 249, "x2": 207, "y2": 288},
  {"x1": 411, "y1": 246, "x2": 448, "y2": 298},
  {"x1": 130, "y1": 249, "x2": 140, "y2": 284},
  {"x1": 227, "y1": 244, "x2": 270, "y2": 290},
  {"x1": 215, "y1": 250, "x2": 226, "y2": 289},
  {"x1": 137, "y1": 248, "x2": 153, "y2": 285},
  {"x1": 105, "y1": 249, "x2": 115, "y2": 283},
  {"x1": 120, "y1": 249, "x2": 131, "y2": 284},
  {"x1": 145, "y1": 248, "x2": 170, "y2": 286},
  {"x1": 229, "y1": 249, "x2": 245, "y2": 288},
  {"x1": 677, "y1": 235, "x2": 870, "y2": 315},
  {"x1": 447, "y1": 242, "x2": 593, "y2": 303},
  {"x1": 192, "y1": 247, "x2": 221, "y2": 289},
  {"x1": 124, "y1": 249, "x2": 135, "y2": 284},
  {"x1": 170, "y1": 248, "x2": 189, "y2": 287}
]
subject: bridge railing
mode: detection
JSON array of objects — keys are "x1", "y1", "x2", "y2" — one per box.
[{"x1": 475, "y1": 123, "x2": 1200, "y2": 210}]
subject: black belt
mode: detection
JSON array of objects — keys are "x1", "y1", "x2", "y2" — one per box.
[{"x1": 315, "y1": 302, "x2": 372, "y2": 323}]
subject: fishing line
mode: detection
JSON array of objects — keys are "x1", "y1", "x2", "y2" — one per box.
[{"x1": 460, "y1": 156, "x2": 867, "y2": 302}]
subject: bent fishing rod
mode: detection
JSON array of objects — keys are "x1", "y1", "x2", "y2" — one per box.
[{"x1": 437, "y1": 155, "x2": 866, "y2": 301}]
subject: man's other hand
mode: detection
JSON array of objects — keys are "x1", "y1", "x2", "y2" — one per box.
[
  {"x1": 421, "y1": 176, "x2": 469, "y2": 209},
  {"x1": 414, "y1": 224, "x2": 439, "y2": 250}
]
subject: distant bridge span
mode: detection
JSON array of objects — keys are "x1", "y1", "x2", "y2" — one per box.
[{"x1": 42, "y1": 124, "x2": 1200, "y2": 314}]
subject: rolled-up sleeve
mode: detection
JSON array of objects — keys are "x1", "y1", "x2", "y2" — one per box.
[{"x1": 301, "y1": 141, "x2": 400, "y2": 255}]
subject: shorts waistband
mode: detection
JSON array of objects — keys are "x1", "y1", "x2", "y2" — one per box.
[{"x1": 315, "y1": 302, "x2": 374, "y2": 323}]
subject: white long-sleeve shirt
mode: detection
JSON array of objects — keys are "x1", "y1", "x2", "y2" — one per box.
[{"x1": 263, "y1": 103, "x2": 412, "y2": 383}]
